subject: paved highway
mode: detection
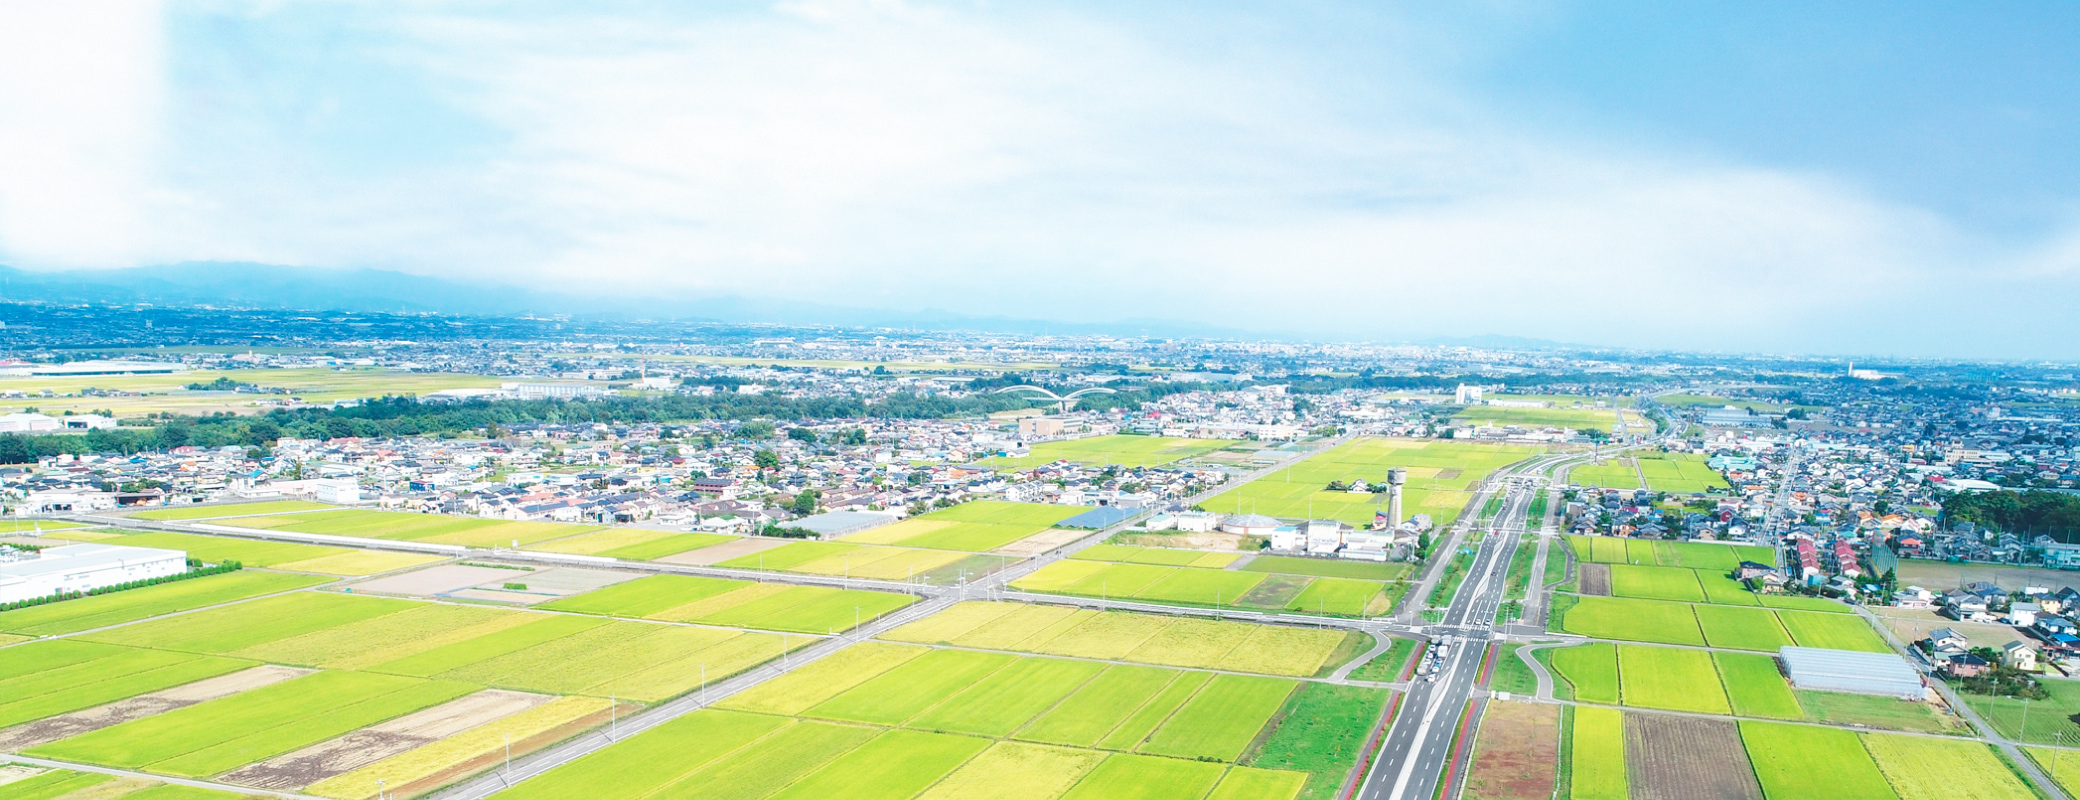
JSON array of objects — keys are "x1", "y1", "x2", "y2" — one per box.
[
  {"x1": 1358, "y1": 478, "x2": 1534, "y2": 800},
  {"x1": 1360, "y1": 437, "x2": 1664, "y2": 800}
]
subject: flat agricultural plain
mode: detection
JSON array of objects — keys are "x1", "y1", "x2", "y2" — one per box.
[
  {"x1": 1206, "y1": 437, "x2": 1543, "y2": 528},
  {"x1": 0, "y1": 574, "x2": 888, "y2": 798},
  {"x1": 1543, "y1": 641, "x2": 1932, "y2": 731},
  {"x1": 880, "y1": 601, "x2": 1366, "y2": 677},
  {"x1": 539, "y1": 573, "x2": 918, "y2": 633},
  {"x1": 215, "y1": 510, "x2": 602, "y2": 548},
  {"x1": 1012, "y1": 557, "x2": 1401, "y2": 617},
  {"x1": 509, "y1": 635, "x2": 1384, "y2": 800},
  {"x1": 1552, "y1": 595, "x2": 1887, "y2": 652},
  {"x1": 1562, "y1": 708, "x2": 2008, "y2": 800}
]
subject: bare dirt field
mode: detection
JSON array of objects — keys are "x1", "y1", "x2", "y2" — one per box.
[
  {"x1": 660, "y1": 537, "x2": 788, "y2": 566},
  {"x1": 1624, "y1": 713, "x2": 1762, "y2": 800},
  {"x1": 998, "y1": 529, "x2": 1092, "y2": 556},
  {"x1": 1897, "y1": 561, "x2": 2080, "y2": 593},
  {"x1": 352, "y1": 564, "x2": 518, "y2": 596},
  {"x1": 1464, "y1": 700, "x2": 1561, "y2": 799},
  {"x1": 1577, "y1": 563, "x2": 1611, "y2": 596},
  {"x1": 225, "y1": 690, "x2": 552, "y2": 790},
  {"x1": 0, "y1": 665, "x2": 311, "y2": 750},
  {"x1": 385, "y1": 702, "x2": 625, "y2": 799},
  {"x1": 483, "y1": 567, "x2": 636, "y2": 596},
  {"x1": 1869, "y1": 607, "x2": 2020, "y2": 650},
  {"x1": 444, "y1": 588, "x2": 547, "y2": 604}
]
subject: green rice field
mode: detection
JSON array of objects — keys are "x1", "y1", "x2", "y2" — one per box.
[
  {"x1": 503, "y1": 695, "x2": 1318, "y2": 800},
  {"x1": 1864, "y1": 734, "x2": 2036, "y2": 800},
  {"x1": 842, "y1": 502, "x2": 1085, "y2": 552},
  {"x1": 27, "y1": 670, "x2": 475, "y2": 778},
  {"x1": 1738, "y1": 721, "x2": 1899, "y2": 800},
  {"x1": 71, "y1": 589, "x2": 808, "y2": 703},
  {"x1": 1552, "y1": 595, "x2": 1885, "y2": 652},
  {"x1": 1713, "y1": 652, "x2": 1803, "y2": 720},
  {"x1": 978, "y1": 435, "x2": 1230, "y2": 468},
  {"x1": 1451, "y1": 405, "x2": 1645, "y2": 433},
  {"x1": 214, "y1": 510, "x2": 599, "y2": 548},
  {"x1": 1615, "y1": 644, "x2": 1730, "y2": 714},
  {"x1": 0, "y1": 768, "x2": 251, "y2": 799},
  {"x1": 0, "y1": 641, "x2": 257, "y2": 729},
  {"x1": 539, "y1": 574, "x2": 918, "y2": 633},
  {"x1": 1569, "y1": 706, "x2": 1627, "y2": 800},
  {"x1": 0, "y1": 570, "x2": 329, "y2": 636},
  {"x1": 522, "y1": 528, "x2": 734, "y2": 560},
  {"x1": 1204, "y1": 438, "x2": 1542, "y2": 527},
  {"x1": 1014, "y1": 554, "x2": 1402, "y2": 616},
  {"x1": 1568, "y1": 453, "x2": 1728, "y2": 493},
  {"x1": 1566, "y1": 535, "x2": 1773, "y2": 571},
  {"x1": 880, "y1": 601, "x2": 1363, "y2": 677},
  {"x1": 1238, "y1": 555, "x2": 1410, "y2": 581}
]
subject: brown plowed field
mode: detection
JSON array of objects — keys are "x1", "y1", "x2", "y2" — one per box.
[
  {"x1": 1577, "y1": 563, "x2": 1611, "y2": 596},
  {"x1": 0, "y1": 665, "x2": 311, "y2": 750},
  {"x1": 1463, "y1": 700, "x2": 1560, "y2": 800},
  {"x1": 1623, "y1": 713, "x2": 1762, "y2": 800},
  {"x1": 385, "y1": 703, "x2": 626, "y2": 800},
  {"x1": 224, "y1": 690, "x2": 552, "y2": 790}
]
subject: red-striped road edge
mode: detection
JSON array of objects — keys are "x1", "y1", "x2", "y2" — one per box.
[
  {"x1": 1436, "y1": 698, "x2": 1486, "y2": 800},
  {"x1": 1340, "y1": 690, "x2": 1406, "y2": 800},
  {"x1": 1476, "y1": 641, "x2": 1501, "y2": 688},
  {"x1": 1399, "y1": 640, "x2": 1429, "y2": 683}
]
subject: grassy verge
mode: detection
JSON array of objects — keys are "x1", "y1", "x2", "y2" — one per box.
[
  {"x1": 1431, "y1": 548, "x2": 1477, "y2": 609},
  {"x1": 1490, "y1": 644, "x2": 1539, "y2": 696},
  {"x1": 1314, "y1": 630, "x2": 1381, "y2": 678},
  {"x1": 1244, "y1": 683, "x2": 1392, "y2": 800},
  {"x1": 1348, "y1": 638, "x2": 1418, "y2": 682},
  {"x1": 1502, "y1": 534, "x2": 1538, "y2": 601}
]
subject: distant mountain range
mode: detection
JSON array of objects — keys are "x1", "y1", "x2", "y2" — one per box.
[{"x1": 0, "y1": 263, "x2": 1287, "y2": 341}]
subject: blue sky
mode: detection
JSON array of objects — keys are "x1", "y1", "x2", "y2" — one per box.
[{"x1": 0, "y1": 1, "x2": 2075, "y2": 358}]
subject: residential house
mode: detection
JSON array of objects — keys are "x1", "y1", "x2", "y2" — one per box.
[{"x1": 2004, "y1": 641, "x2": 2040, "y2": 671}]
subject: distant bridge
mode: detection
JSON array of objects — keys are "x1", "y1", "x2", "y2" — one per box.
[{"x1": 993, "y1": 385, "x2": 1117, "y2": 413}]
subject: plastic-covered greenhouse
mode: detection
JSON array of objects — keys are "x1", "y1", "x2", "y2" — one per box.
[{"x1": 1779, "y1": 646, "x2": 1925, "y2": 699}]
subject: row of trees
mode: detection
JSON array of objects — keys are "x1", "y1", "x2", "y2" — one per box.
[
  {"x1": 1942, "y1": 490, "x2": 2080, "y2": 541},
  {"x1": 0, "y1": 559, "x2": 242, "y2": 612}
]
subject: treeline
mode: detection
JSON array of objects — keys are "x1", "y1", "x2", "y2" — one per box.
[
  {"x1": 0, "y1": 383, "x2": 1199, "y2": 461},
  {"x1": 0, "y1": 559, "x2": 241, "y2": 612},
  {"x1": 1942, "y1": 490, "x2": 2080, "y2": 541}
]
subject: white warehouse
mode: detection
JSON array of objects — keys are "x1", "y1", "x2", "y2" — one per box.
[{"x1": 0, "y1": 544, "x2": 188, "y2": 604}]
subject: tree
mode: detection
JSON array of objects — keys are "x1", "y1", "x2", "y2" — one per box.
[
  {"x1": 737, "y1": 420, "x2": 775, "y2": 439},
  {"x1": 791, "y1": 489, "x2": 820, "y2": 515},
  {"x1": 753, "y1": 449, "x2": 780, "y2": 480},
  {"x1": 787, "y1": 427, "x2": 818, "y2": 443}
]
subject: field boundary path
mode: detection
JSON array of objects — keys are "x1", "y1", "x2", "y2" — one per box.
[
  {"x1": 1513, "y1": 642, "x2": 1561, "y2": 700},
  {"x1": 4, "y1": 754, "x2": 325, "y2": 800}
]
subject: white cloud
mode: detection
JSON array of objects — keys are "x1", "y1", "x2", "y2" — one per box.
[
  {"x1": 0, "y1": 0, "x2": 166, "y2": 266},
  {"x1": 0, "y1": 1, "x2": 2072, "y2": 356}
]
